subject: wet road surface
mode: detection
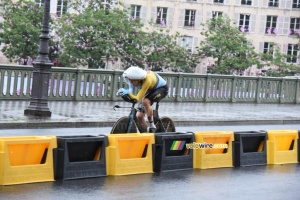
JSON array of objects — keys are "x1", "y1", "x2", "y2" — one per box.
[
  {"x1": 0, "y1": 125, "x2": 300, "y2": 200},
  {"x1": 1, "y1": 164, "x2": 299, "y2": 200}
]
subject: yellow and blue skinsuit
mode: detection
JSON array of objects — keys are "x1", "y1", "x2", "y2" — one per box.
[{"x1": 128, "y1": 71, "x2": 166, "y2": 102}]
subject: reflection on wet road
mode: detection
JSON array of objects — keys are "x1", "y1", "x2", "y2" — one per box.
[{"x1": 1, "y1": 164, "x2": 299, "y2": 200}]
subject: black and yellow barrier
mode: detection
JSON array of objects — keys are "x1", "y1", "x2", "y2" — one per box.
[
  {"x1": 53, "y1": 135, "x2": 108, "y2": 180},
  {"x1": 233, "y1": 131, "x2": 267, "y2": 167},
  {"x1": 267, "y1": 130, "x2": 299, "y2": 164},
  {"x1": 0, "y1": 136, "x2": 56, "y2": 185},
  {"x1": 106, "y1": 133, "x2": 155, "y2": 175},
  {"x1": 298, "y1": 130, "x2": 300, "y2": 163},
  {"x1": 193, "y1": 131, "x2": 234, "y2": 169},
  {"x1": 152, "y1": 132, "x2": 194, "y2": 172}
]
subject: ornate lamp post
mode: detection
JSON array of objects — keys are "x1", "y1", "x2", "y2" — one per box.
[{"x1": 24, "y1": 0, "x2": 52, "y2": 117}]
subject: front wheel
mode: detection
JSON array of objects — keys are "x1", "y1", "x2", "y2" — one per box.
[
  {"x1": 155, "y1": 117, "x2": 176, "y2": 133},
  {"x1": 111, "y1": 116, "x2": 138, "y2": 134}
]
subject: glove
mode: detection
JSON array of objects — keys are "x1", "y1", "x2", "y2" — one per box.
[{"x1": 118, "y1": 88, "x2": 129, "y2": 96}]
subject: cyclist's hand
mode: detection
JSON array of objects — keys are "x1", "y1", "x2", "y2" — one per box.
[{"x1": 118, "y1": 88, "x2": 129, "y2": 96}]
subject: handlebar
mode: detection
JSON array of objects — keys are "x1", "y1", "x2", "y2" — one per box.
[{"x1": 113, "y1": 101, "x2": 137, "y2": 111}]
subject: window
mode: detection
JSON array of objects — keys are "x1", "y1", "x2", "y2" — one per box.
[
  {"x1": 184, "y1": 10, "x2": 196, "y2": 27},
  {"x1": 156, "y1": 7, "x2": 168, "y2": 26},
  {"x1": 56, "y1": 0, "x2": 67, "y2": 17},
  {"x1": 214, "y1": 0, "x2": 224, "y2": 3},
  {"x1": 241, "y1": 0, "x2": 252, "y2": 5},
  {"x1": 35, "y1": 0, "x2": 45, "y2": 7},
  {"x1": 263, "y1": 42, "x2": 274, "y2": 55},
  {"x1": 131, "y1": 5, "x2": 141, "y2": 19},
  {"x1": 239, "y1": 14, "x2": 250, "y2": 32},
  {"x1": 289, "y1": 18, "x2": 300, "y2": 35},
  {"x1": 212, "y1": 11, "x2": 222, "y2": 19},
  {"x1": 269, "y1": 0, "x2": 279, "y2": 7},
  {"x1": 292, "y1": 0, "x2": 300, "y2": 8},
  {"x1": 178, "y1": 36, "x2": 193, "y2": 52},
  {"x1": 287, "y1": 44, "x2": 299, "y2": 63},
  {"x1": 265, "y1": 16, "x2": 277, "y2": 35}
]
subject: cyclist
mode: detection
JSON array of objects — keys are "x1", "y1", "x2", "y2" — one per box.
[{"x1": 117, "y1": 66, "x2": 168, "y2": 133}]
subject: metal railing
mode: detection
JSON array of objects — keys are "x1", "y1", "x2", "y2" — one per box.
[{"x1": 0, "y1": 64, "x2": 299, "y2": 103}]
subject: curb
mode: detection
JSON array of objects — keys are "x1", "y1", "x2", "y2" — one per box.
[{"x1": 1, "y1": 119, "x2": 300, "y2": 129}]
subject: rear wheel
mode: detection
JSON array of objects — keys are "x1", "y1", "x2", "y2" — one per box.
[
  {"x1": 155, "y1": 117, "x2": 176, "y2": 133},
  {"x1": 111, "y1": 116, "x2": 138, "y2": 134}
]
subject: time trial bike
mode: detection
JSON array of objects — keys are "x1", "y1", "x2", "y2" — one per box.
[{"x1": 110, "y1": 95, "x2": 176, "y2": 134}]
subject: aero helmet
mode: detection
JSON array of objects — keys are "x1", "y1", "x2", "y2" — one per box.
[{"x1": 123, "y1": 66, "x2": 147, "y2": 83}]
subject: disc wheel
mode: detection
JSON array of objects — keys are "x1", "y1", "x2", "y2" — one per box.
[
  {"x1": 111, "y1": 116, "x2": 138, "y2": 134},
  {"x1": 155, "y1": 117, "x2": 176, "y2": 133}
]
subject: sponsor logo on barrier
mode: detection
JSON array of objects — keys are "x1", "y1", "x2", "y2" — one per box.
[
  {"x1": 185, "y1": 142, "x2": 228, "y2": 149},
  {"x1": 170, "y1": 140, "x2": 186, "y2": 150}
]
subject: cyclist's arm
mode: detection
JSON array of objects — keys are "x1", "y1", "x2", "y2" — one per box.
[
  {"x1": 128, "y1": 83, "x2": 133, "y2": 93},
  {"x1": 129, "y1": 80, "x2": 151, "y2": 102}
]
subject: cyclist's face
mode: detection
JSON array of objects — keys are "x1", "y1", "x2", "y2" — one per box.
[{"x1": 129, "y1": 80, "x2": 139, "y2": 87}]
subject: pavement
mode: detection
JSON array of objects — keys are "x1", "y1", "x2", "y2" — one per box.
[{"x1": 0, "y1": 100, "x2": 300, "y2": 129}]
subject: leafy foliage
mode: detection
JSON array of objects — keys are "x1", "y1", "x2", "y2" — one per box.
[
  {"x1": 199, "y1": 16, "x2": 260, "y2": 75},
  {"x1": 56, "y1": 0, "x2": 198, "y2": 71},
  {"x1": 0, "y1": 0, "x2": 58, "y2": 63},
  {"x1": 260, "y1": 44, "x2": 300, "y2": 77}
]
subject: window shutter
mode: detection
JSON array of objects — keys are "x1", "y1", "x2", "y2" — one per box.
[
  {"x1": 285, "y1": 0, "x2": 292, "y2": 9},
  {"x1": 178, "y1": 9, "x2": 184, "y2": 28},
  {"x1": 277, "y1": 16, "x2": 284, "y2": 35},
  {"x1": 151, "y1": 7, "x2": 157, "y2": 22},
  {"x1": 206, "y1": 11, "x2": 212, "y2": 23},
  {"x1": 282, "y1": 44, "x2": 288, "y2": 54},
  {"x1": 207, "y1": 0, "x2": 213, "y2": 4},
  {"x1": 259, "y1": 42, "x2": 264, "y2": 53},
  {"x1": 51, "y1": 0, "x2": 57, "y2": 13},
  {"x1": 260, "y1": 15, "x2": 266, "y2": 34},
  {"x1": 193, "y1": 37, "x2": 198, "y2": 53},
  {"x1": 282, "y1": 17, "x2": 290, "y2": 35},
  {"x1": 177, "y1": 37, "x2": 182, "y2": 46},
  {"x1": 262, "y1": 0, "x2": 268, "y2": 7},
  {"x1": 235, "y1": 0, "x2": 241, "y2": 6},
  {"x1": 167, "y1": 8, "x2": 174, "y2": 27},
  {"x1": 194, "y1": 10, "x2": 202, "y2": 29},
  {"x1": 252, "y1": 0, "x2": 259, "y2": 7},
  {"x1": 224, "y1": 0, "x2": 230, "y2": 5},
  {"x1": 234, "y1": 13, "x2": 239, "y2": 27},
  {"x1": 250, "y1": 14, "x2": 256, "y2": 33},
  {"x1": 141, "y1": 6, "x2": 147, "y2": 25}
]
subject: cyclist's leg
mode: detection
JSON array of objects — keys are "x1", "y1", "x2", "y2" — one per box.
[
  {"x1": 145, "y1": 85, "x2": 169, "y2": 104},
  {"x1": 141, "y1": 97, "x2": 155, "y2": 132},
  {"x1": 136, "y1": 102, "x2": 148, "y2": 131},
  {"x1": 143, "y1": 85, "x2": 169, "y2": 132}
]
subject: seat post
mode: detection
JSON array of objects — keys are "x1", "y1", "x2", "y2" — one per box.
[{"x1": 153, "y1": 101, "x2": 160, "y2": 119}]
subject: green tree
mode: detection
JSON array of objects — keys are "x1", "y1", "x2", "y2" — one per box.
[
  {"x1": 56, "y1": 0, "x2": 145, "y2": 68},
  {"x1": 0, "y1": 0, "x2": 58, "y2": 63},
  {"x1": 260, "y1": 44, "x2": 300, "y2": 77},
  {"x1": 56, "y1": 0, "x2": 198, "y2": 71},
  {"x1": 199, "y1": 16, "x2": 260, "y2": 74},
  {"x1": 140, "y1": 26, "x2": 198, "y2": 72}
]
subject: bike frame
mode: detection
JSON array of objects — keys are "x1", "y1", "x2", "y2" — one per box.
[
  {"x1": 127, "y1": 102, "x2": 146, "y2": 133},
  {"x1": 153, "y1": 102, "x2": 167, "y2": 132}
]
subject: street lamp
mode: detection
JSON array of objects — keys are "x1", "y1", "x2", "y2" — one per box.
[{"x1": 24, "y1": 0, "x2": 52, "y2": 117}]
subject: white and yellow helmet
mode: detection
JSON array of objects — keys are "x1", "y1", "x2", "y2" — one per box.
[{"x1": 123, "y1": 66, "x2": 147, "y2": 83}]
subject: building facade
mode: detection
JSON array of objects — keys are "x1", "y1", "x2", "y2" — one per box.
[
  {"x1": 120, "y1": 0, "x2": 300, "y2": 75},
  {"x1": 1, "y1": 0, "x2": 299, "y2": 74}
]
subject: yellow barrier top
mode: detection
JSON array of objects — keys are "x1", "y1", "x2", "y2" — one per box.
[{"x1": 267, "y1": 130, "x2": 299, "y2": 140}]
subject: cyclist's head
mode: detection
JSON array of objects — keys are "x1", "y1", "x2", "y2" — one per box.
[{"x1": 123, "y1": 66, "x2": 147, "y2": 85}]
